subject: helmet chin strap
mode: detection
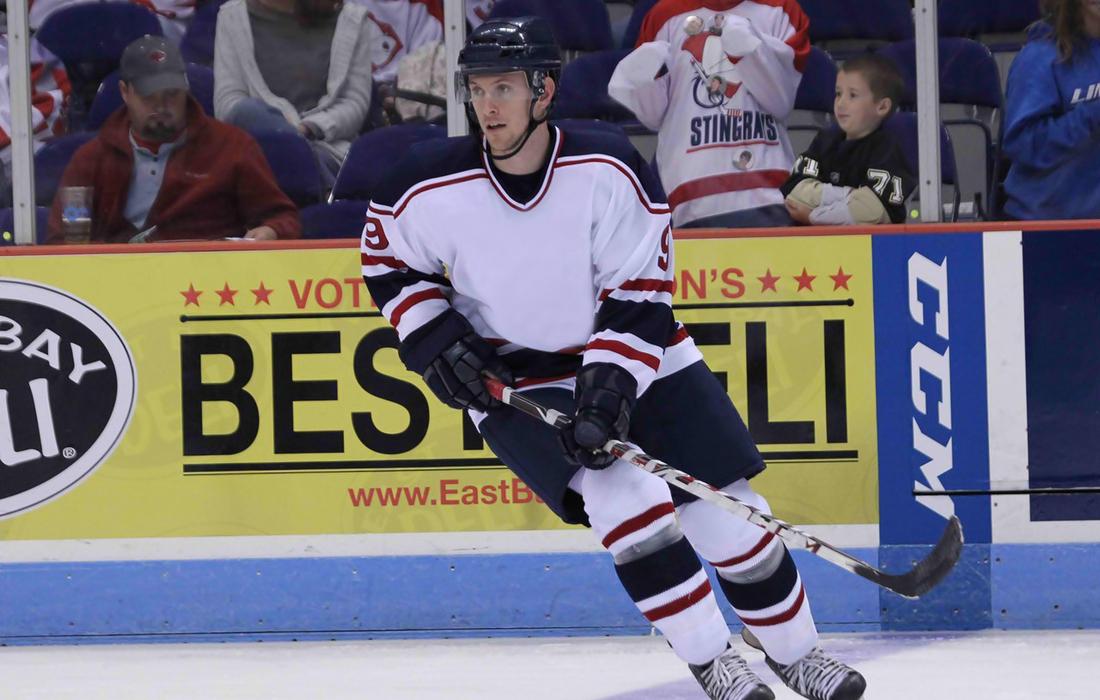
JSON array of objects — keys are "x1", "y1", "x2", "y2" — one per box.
[{"x1": 484, "y1": 100, "x2": 548, "y2": 161}]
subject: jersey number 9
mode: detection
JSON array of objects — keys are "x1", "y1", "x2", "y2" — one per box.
[{"x1": 363, "y1": 216, "x2": 391, "y2": 251}]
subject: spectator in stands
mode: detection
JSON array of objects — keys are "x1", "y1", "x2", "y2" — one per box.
[
  {"x1": 609, "y1": 1, "x2": 809, "y2": 228},
  {"x1": 214, "y1": 0, "x2": 375, "y2": 185},
  {"x1": 1001, "y1": 0, "x2": 1100, "y2": 220},
  {"x1": 782, "y1": 53, "x2": 915, "y2": 225},
  {"x1": 47, "y1": 36, "x2": 300, "y2": 243},
  {"x1": 0, "y1": 32, "x2": 71, "y2": 207}
]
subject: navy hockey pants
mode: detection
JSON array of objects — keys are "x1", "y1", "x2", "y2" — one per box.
[{"x1": 478, "y1": 360, "x2": 765, "y2": 525}]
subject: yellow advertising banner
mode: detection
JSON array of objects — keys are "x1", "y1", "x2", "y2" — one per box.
[{"x1": 0, "y1": 236, "x2": 875, "y2": 540}]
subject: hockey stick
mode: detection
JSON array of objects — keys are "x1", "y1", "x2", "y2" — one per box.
[{"x1": 484, "y1": 378, "x2": 964, "y2": 599}]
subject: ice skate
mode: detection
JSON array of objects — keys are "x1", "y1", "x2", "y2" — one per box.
[
  {"x1": 689, "y1": 643, "x2": 775, "y2": 700},
  {"x1": 740, "y1": 627, "x2": 866, "y2": 700}
]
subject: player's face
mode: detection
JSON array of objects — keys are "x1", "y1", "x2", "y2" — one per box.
[
  {"x1": 120, "y1": 82, "x2": 188, "y2": 142},
  {"x1": 834, "y1": 71, "x2": 890, "y2": 141},
  {"x1": 467, "y1": 72, "x2": 537, "y2": 154}
]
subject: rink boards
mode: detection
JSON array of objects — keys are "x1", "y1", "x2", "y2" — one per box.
[{"x1": 0, "y1": 222, "x2": 1098, "y2": 643}]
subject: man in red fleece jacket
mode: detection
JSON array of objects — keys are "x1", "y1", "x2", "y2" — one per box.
[{"x1": 48, "y1": 36, "x2": 300, "y2": 244}]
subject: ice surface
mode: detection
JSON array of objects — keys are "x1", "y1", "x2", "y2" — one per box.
[{"x1": 0, "y1": 630, "x2": 1095, "y2": 699}]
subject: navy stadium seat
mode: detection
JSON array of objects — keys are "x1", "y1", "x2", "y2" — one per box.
[
  {"x1": 251, "y1": 131, "x2": 324, "y2": 207},
  {"x1": 620, "y1": 0, "x2": 658, "y2": 49},
  {"x1": 180, "y1": 0, "x2": 230, "y2": 66},
  {"x1": 794, "y1": 46, "x2": 838, "y2": 114},
  {"x1": 488, "y1": 0, "x2": 613, "y2": 53},
  {"x1": 35, "y1": 2, "x2": 163, "y2": 130},
  {"x1": 33, "y1": 132, "x2": 97, "y2": 207},
  {"x1": 86, "y1": 63, "x2": 216, "y2": 130},
  {"x1": 798, "y1": 0, "x2": 913, "y2": 45},
  {"x1": 300, "y1": 200, "x2": 370, "y2": 239},
  {"x1": 877, "y1": 38, "x2": 1003, "y2": 112},
  {"x1": 938, "y1": 0, "x2": 1041, "y2": 39},
  {"x1": 332, "y1": 123, "x2": 446, "y2": 202},
  {"x1": 554, "y1": 49, "x2": 637, "y2": 122}
]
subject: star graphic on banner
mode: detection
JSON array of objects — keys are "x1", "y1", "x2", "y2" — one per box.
[
  {"x1": 794, "y1": 267, "x2": 816, "y2": 292},
  {"x1": 830, "y1": 266, "x2": 853, "y2": 291},
  {"x1": 252, "y1": 281, "x2": 273, "y2": 305},
  {"x1": 180, "y1": 283, "x2": 202, "y2": 307},
  {"x1": 216, "y1": 283, "x2": 239, "y2": 306},
  {"x1": 757, "y1": 268, "x2": 780, "y2": 293}
]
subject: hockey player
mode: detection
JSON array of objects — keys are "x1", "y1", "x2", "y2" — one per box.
[
  {"x1": 609, "y1": 0, "x2": 810, "y2": 228},
  {"x1": 360, "y1": 16, "x2": 865, "y2": 700},
  {"x1": 781, "y1": 53, "x2": 916, "y2": 225}
]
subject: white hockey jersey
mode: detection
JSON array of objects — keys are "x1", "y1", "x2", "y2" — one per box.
[
  {"x1": 0, "y1": 36, "x2": 70, "y2": 179},
  {"x1": 609, "y1": 0, "x2": 809, "y2": 227},
  {"x1": 361, "y1": 124, "x2": 702, "y2": 399},
  {"x1": 350, "y1": 0, "x2": 444, "y2": 84}
]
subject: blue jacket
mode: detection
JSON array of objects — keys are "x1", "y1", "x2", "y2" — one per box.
[{"x1": 1002, "y1": 24, "x2": 1100, "y2": 220}]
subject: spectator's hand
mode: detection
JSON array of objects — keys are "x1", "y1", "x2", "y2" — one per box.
[
  {"x1": 615, "y1": 41, "x2": 672, "y2": 85},
  {"x1": 786, "y1": 198, "x2": 813, "y2": 224},
  {"x1": 422, "y1": 333, "x2": 514, "y2": 412},
  {"x1": 244, "y1": 225, "x2": 278, "y2": 240},
  {"x1": 297, "y1": 121, "x2": 324, "y2": 141},
  {"x1": 559, "y1": 363, "x2": 637, "y2": 469},
  {"x1": 719, "y1": 14, "x2": 761, "y2": 58}
]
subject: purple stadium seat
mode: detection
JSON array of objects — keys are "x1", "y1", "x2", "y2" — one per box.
[
  {"x1": 795, "y1": 46, "x2": 838, "y2": 114},
  {"x1": 798, "y1": 0, "x2": 913, "y2": 44},
  {"x1": 488, "y1": 0, "x2": 613, "y2": 52},
  {"x1": 181, "y1": 0, "x2": 230, "y2": 66},
  {"x1": 620, "y1": 0, "x2": 658, "y2": 49},
  {"x1": 332, "y1": 124, "x2": 446, "y2": 202},
  {"x1": 938, "y1": 0, "x2": 1041, "y2": 39},
  {"x1": 251, "y1": 131, "x2": 324, "y2": 207},
  {"x1": 553, "y1": 49, "x2": 636, "y2": 122}
]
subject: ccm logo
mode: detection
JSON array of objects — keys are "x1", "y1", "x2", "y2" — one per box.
[
  {"x1": 0, "y1": 280, "x2": 136, "y2": 519},
  {"x1": 907, "y1": 254, "x2": 954, "y2": 520}
]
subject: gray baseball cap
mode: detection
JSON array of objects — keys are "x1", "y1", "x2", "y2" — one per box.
[{"x1": 119, "y1": 35, "x2": 189, "y2": 96}]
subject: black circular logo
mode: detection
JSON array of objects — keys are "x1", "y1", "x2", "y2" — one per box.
[{"x1": 0, "y1": 279, "x2": 136, "y2": 519}]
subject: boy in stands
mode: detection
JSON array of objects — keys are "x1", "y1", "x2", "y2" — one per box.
[{"x1": 782, "y1": 53, "x2": 915, "y2": 226}]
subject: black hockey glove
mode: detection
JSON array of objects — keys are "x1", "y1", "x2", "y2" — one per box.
[
  {"x1": 560, "y1": 363, "x2": 638, "y2": 469},
  {"x1": 422, "y1": 333, "x2": 513, "y2": 412}
]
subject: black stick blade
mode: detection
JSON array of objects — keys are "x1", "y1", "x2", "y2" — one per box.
[{"x1": 868, "y1": 516, "x2": 965, "y2": 599}]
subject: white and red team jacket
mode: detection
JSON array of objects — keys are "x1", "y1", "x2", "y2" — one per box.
[
  {"x1": 0, "y1": 36, "x2": 70, "y2": 179},
  {"x1": 360, "y1": 124, "x2": 702, "y2": 408},
  {"x1": 610, "y1": 0, "x2": 810, "y2": 227}
]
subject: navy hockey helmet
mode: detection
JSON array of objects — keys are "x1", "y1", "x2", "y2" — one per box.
[{"x1": 456, "y1": 16, "x2": 562, "y2": 143}]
